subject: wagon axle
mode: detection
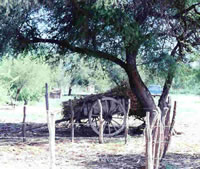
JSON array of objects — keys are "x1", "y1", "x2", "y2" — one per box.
[{"x1": 103, "y1": 114, "x2": 112, "y2": 123}]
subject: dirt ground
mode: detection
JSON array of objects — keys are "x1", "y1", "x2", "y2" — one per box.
[{"x1": 0, "y1": 95, "x2": 200, "y2": 169}]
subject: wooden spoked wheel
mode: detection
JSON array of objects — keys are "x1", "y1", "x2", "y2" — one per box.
[{"x1": 88, "y1": 97, "x2": 127, "y2": 137}]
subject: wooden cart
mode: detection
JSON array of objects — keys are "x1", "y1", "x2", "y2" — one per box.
[{"x1": 62, "y1": 85, "x2": 145, "y2": 137}]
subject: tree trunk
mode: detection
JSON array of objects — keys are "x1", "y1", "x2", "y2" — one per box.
[
  {"x1": 159, "y1": 43, "x2": 178, "y2": 113},
  {"x1": 158, "y1": 69, "x2": 175, "y2": 112},
  {"x1": 68, "y1": 87, "x2": 72, "y2": 96},
  {"x1": 124, "y1": 50, "x2": 157, "y2": 121},
  {"x1": 15, "y1": 86, "x2": 23, "y2": 102}
]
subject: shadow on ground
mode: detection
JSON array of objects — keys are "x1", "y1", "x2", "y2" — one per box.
[
  {"x1": 86, "y1": 153, "x2": 200, "y2": 169},
  {"x1": 86, "y1": 153, "x2": 145, "y2": 169},
  {"x1": 0, "y1": 122, "x2": 200, "y2": 169},
  {"x1": 0, "y1": 121, "x2": 144, "y2": 140}
]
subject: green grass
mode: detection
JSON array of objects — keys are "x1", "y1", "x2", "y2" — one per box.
[{"x1": 0, "y1": 94, "x2": 199, "y2": 123}]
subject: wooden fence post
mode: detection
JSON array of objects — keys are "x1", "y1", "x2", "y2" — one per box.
[
  {"x1": 49, "y1": 112, "x2": 56, "y2": 169},
  {"x1": 162, "y1": 101, "x2": 177, "y2": 158},
  {"x1": 22, "y1": 100, "x2": 27, "y2": 142},
  {"x1": 45, "y1": 83, "x2": 56, "y2": 169},
  {"x1": 98, "y1": 99, "x2": 104, "y2": 144},
  {"x1": 125, "y1": 99, "x2": 131, "y2": 144},
  {"x1": 70, "y1": 100, "x2": 75, "y2": 143},
  {"x1": 145, "y1": 111, "x2": 153, "y2": 169},
  {"x1": 45, "y1": 83, "x2": 49, "y2": 126}
]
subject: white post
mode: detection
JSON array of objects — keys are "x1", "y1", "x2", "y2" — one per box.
[
  {"x1": 45, "y1": 83, "x2": 56, "y2": 169},
  {"x1": 98, "y1": 99, "x2": 104, "y2": 144},
  {"x1": 49, "y1": 112, "x2": 56, "y2": 169},
  {"x1": 125, "y1": 99, "x2": 131, "y2": 144},
  {"x1": 145, "y1": 112, "x2": 153, "y2": 169},
  {"x1": 70, "y1": 100, "x2": 75, "y2": 143}
]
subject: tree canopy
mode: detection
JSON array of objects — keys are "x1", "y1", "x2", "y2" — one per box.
[{"x1": 0, "y1": 0, "x2": 200, "y2": 114}]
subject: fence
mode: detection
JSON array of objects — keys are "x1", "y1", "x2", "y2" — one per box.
[
  {"x1": 20, "y1": 84, "x2": 177, "y2": 169},
  {"x1": 145, "y1": 99, "x2": 177, "y2": 169}
]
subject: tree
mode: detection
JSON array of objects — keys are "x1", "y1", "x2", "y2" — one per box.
[
  {"x1": 64, "y1": 54, "x2": 114, "y2": 94},
  {"x1": 0, "y1": 55, "x2": 52, "y2": 102},
  {"x1": 0, "y1": 0, "x2": 200, "y2": 117}
]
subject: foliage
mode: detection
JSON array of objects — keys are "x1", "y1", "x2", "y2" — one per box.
[
  {"x1": 64, "y1": 54, "x2": 114, "y2": 92},
  {"x1": 172, "y1": 62, "x2": 200, "y2": 95},
  {"x1": 103, "y1": 63, "x2": 128, "y2": 86},
  {"x1": 0, "y1": 81, "x2": 9, "y2": 103},
  {"x1": 0, "y1": 55, "x2": 52, "y2": 102}
]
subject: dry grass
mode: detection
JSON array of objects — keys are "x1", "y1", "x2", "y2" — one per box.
[{"x1": 0, "y1": 94, "x2": 200, "y2": 169}]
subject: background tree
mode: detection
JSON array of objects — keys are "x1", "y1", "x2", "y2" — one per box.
[
  {"x1": 0, "y1": 55, "x2": 52, "y2": 102},
  {"x1": 64, "y1": 54, "x2": 115, "y2": 94}
]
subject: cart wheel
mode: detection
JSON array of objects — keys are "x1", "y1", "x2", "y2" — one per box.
[{"x1": 88, "y1": 97, "x2": 127, "y2": 137}]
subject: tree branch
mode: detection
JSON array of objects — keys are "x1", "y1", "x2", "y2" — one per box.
[
  {"x1": 174, "y1": 2, "x2": 200, "y2": 18},
  {"x1": 29, "y1": 37, "x2": 127, "y2": 69}
]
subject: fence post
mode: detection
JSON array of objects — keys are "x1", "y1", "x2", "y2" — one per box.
[
  {"x1": 145, "y1": 111, "x2": 153, "y2": 169},
  {"x1": 22, "y1": 100, "x2": 27, "y2": 142},
  {"x1": 98, "y1": 99, "x2": 104, "y2": 144},
  {"x1": 162, "y1": 101, "x2": 177, "y2": 159},
  {"x1": 70, "y1": 100, "x2": 75, "y2": 143},
  {"x1": 45, "y1": 83, "x2": 49, "y2": 126},
  {"x1": 125, "y1": 99, "x2": 131, "y2": 144},
  {"x1": 45, "y1": 83, "x2": 56, "y2": 169}
]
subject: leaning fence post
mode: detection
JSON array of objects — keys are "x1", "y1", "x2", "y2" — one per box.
[
  {"x1": 162, "y1": 101, "x2": 177, "y2": 159},
  {"x1": 98, "y1": 99, "x2": 104, "y2": 144},
  {"x1": 69, "y1": 100, "x2": 75, "y2": 143},
  {"x1": 125, "y1": 99, "x2": 131, "y2": 144},
  {"x1": 22, "y1": 100, "x2": 27, "y2": 142},
  {"x1": 45, "y1": 83, "x2": 56, "y2": 169}
]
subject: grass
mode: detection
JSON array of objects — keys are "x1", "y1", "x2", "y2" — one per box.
[{"x1": 170, "y1": 94, "x2": 200, "y2": 121}]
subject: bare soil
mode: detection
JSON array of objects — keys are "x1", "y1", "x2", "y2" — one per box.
[{"x1": 0, "y1": 97, "x2": 200, "y2": 169}]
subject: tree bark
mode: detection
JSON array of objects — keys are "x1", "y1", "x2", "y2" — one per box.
[
  {"x1": 158, "y1": 70, "x2": 174, "y2": 112},
  {"x1": 124, "y1": 50, "x2": 157, "y2": 121},
  {"x1": 68, "y1": 87, "x2": 72, "y2": 96},
  {"x1": 158, "y1": 43, "x2": 178, "y2": 112},
  {"x1": 15, "y1": 86, "x2": 23, "y2": 102}
]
